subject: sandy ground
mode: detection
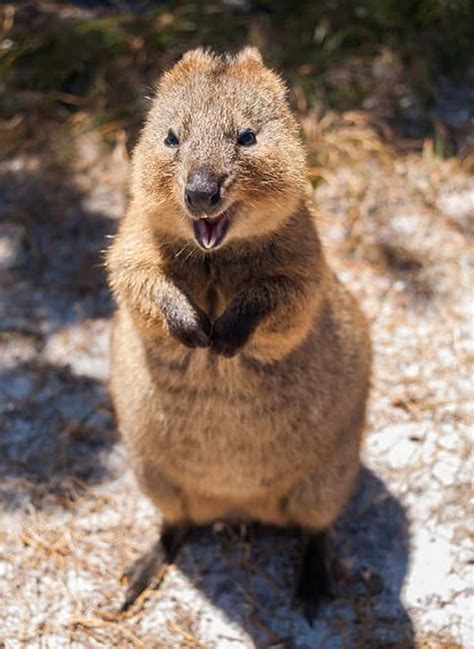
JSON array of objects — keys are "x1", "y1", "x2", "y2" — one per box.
[{"x1": 0, "y1": 120, "x2": 472, "y2": 648}]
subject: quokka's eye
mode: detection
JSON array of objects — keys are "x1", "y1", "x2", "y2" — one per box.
[
  {"x1": 237, "y1": 129, "x2": 257, "y2": 146},
  {"x1": 164, "y1": 129, "x2": 179, "y2": 147}
]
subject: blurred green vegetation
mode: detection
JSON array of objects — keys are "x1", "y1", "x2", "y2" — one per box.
[{"x1": 0, "y1": 0, "x2": 473, "y2": 156}]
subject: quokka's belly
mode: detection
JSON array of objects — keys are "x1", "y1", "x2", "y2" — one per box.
[
  {"x1": 145, "y1": 352, "x2": 328, "y2": 500},
  {"x1": 112, "y1": 312, "x2": 352, "y2": 502},
  {"x1": 149, "y1": 393, "x2": 303, "y2": 494}
]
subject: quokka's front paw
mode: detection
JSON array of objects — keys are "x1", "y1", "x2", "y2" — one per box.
[
  {"x1": 156, "y1": 283, "x2": 211, "y2": 349},
  {"x1": 211, "y1": 307, "x2": 254, "y2": 358},
  {"x1": 167, "y1": 303, "x2": 211, "y2": 348}
]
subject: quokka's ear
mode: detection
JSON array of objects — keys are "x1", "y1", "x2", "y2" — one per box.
[
  {"x1": 178, "y1": 47, "x2": 217, "y2": 70},
  {"x1": 234, "y1": 46, "x2": 264, "y2": 66},
  {"x1": 155, "y1": 48, "x2": 218, "y2": 92},
  {"x1": 233, "y1": 46, "x2": 287, "y2": 99}
]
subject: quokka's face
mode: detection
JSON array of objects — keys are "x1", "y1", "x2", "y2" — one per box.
[{"x1": 132, "y1": 47, "x2": 307, "y2": 250}]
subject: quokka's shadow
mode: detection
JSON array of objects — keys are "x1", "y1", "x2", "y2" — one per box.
[{"x1": 162, "y1": 467, "x2": 414, "y2": 648}]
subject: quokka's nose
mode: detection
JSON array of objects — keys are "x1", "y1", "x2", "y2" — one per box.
[{"x1": 185, "y1": 169, "x2": 222, "y2": 214}]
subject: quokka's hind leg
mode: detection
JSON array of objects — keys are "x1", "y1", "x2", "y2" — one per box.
[
  {"x1": 121, "y1": 522, "x2": 190, "y2": 611},
  {"x1": 284, "y1": 463, "x2": 359, "y2": 625},
  {"x1": 294, "y1": 529, "x2": 334, "y2": 626}
]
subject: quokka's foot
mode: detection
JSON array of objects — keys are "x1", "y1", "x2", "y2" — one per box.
[
  {"x1": 294, "y1": 530, "x2": 335, "y2": 626},
  {"x1": 120, "y1": 523, "x2": 190, "y2": 612}
]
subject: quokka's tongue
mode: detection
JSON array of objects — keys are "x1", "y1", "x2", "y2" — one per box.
[{"x1": 193, "y1": 215, "x2": 229, "y2": 249}]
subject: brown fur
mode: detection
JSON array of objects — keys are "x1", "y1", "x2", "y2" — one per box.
[{"x1": 107, "y1": 47, "x2": 371, "y2": 535}]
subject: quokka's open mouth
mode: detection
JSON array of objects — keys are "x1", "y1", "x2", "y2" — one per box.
[{"x1": 192, "y1": 208, "x2": 234, "y2": 250}]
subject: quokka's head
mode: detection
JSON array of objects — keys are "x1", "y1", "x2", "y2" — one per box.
[{"x1": 132, "y1": 47, "x2": 307, "y2": 251}]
